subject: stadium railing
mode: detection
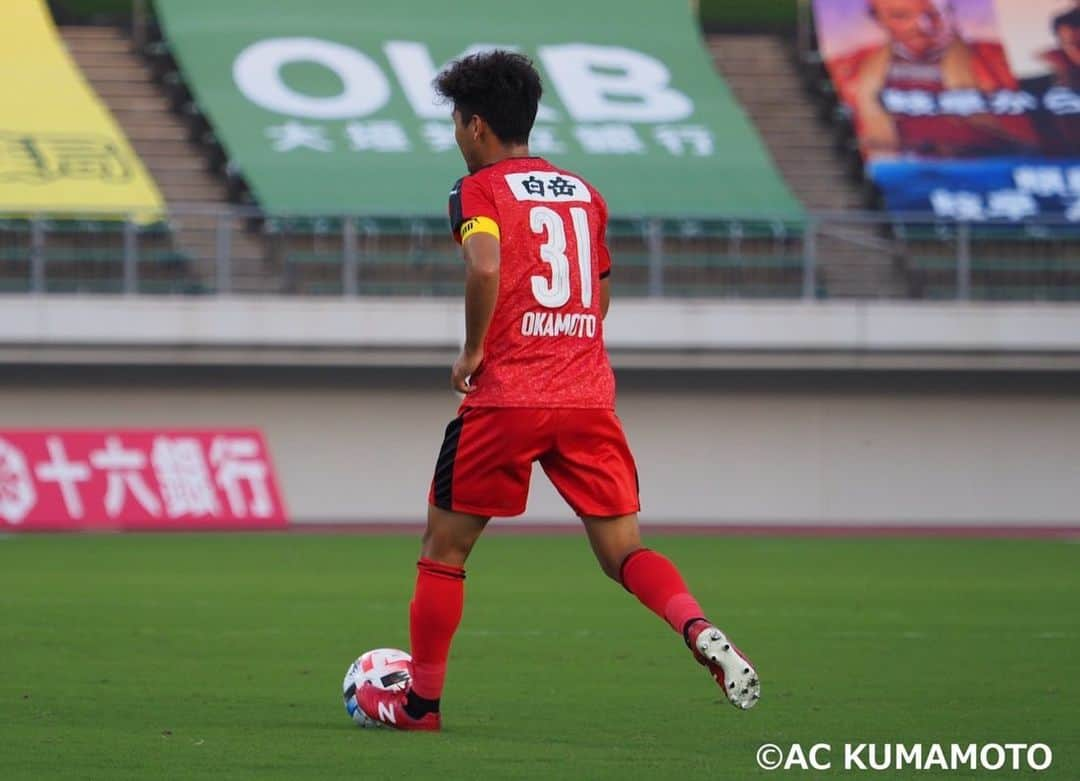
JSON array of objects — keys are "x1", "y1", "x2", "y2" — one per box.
[
  {"x1": 0, "y1": 214, "x2": 195, "y2": 295},
  {"x1": 1, "y1": 206, "x2": 1078, "y2": 301}
]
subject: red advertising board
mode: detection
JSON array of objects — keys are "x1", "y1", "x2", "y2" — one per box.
[{"x1": 0, "y1": 430, "x2": 288, "y2": 531}]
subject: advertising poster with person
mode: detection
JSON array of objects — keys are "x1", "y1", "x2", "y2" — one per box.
[{"x1": 814, "y1": 0, "x2": 1080, "y2": 220}]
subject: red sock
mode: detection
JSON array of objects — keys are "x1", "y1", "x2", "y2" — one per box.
[
  {"x1": 619, "y1": 549, "x2": 707, "y2": 639},
  {"x1": 408, "y1": 558, "x2": 465, "y2": 701}
]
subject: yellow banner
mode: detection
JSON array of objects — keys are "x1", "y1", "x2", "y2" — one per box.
[{"x1": 0, "y1": 0, "x2": 164, "y2": 220}]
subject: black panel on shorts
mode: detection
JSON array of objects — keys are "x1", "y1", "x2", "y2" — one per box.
[{"x1": 433, "y1": 415, "x2": 464, "y2": 510}]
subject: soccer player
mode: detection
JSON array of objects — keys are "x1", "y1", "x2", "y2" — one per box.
[{"x1": 357, "y1": 51, "x2": 759, "y2": 731}]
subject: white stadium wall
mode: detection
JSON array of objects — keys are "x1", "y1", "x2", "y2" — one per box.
[
  {"x1": 2, "y1": 366, "x2": 1079, "y2": 526},
  {"x1": 2, "y1": 295, "x2": 1080, "y2": 528}
]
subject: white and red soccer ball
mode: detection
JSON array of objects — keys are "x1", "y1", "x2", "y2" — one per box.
[{"x1": 342, "y1": 648, "x2": 413, "y2": 726}]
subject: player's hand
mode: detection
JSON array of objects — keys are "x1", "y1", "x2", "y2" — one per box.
[{"x1": 451, "y1": 348, "x2": 483, "y2": 394}]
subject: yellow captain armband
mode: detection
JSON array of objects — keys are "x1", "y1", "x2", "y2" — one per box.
[{"x1": 460, "y1": 216, "x2": 500, "y2": 242}]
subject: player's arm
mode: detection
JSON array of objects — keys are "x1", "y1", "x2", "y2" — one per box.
[
  {"x1": 448, "y1": 176, "x2": 501, "y2": 393},
  {"x1": 462, "y1": 232, "x2": 500, "y2": 354},
  {"x1": 599, "y1": 277, "x2": 610, "y2": 320},
  {"x1": 452, "y1": 218, "x2": 501, "y2": 394}
]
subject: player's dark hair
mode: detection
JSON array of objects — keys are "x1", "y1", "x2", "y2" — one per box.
[
  {"x1": 1052, "y1": 7, "x2": 1080, "y2": 31},
  {"x1": 434, "y1": 50, "x2": 542, "y2": 145}
]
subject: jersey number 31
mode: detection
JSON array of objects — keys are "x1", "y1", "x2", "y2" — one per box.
[{"x1": 529, "y1": 206, "x2": 592, "y2": 309}]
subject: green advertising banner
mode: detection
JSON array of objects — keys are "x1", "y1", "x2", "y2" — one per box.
[{"x1": 155, "y1": 0, "x2": 803, "y2": 219}]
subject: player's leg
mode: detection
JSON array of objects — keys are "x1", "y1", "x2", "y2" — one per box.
[
  {"x1": 545, "y1": 409, "x2": 760, "y2": 709},
  {"x1": 581, "y1": 512, "x2": 706, "y2": 637},
  {"x1": 581, "y1": 512, "x2": 760, "y2": 709},
  {"x1": 359, "y1": 504, "x2": 488, "y2": 731},
  {"x1": 360, "y1": 408, "x2": 538, "y2": 730},
  {"x1": 405, "y1": 504, "x2": 488, "y2": 720},
  {"x1": 541, "y1": 412, "x2": 704, "y2": 627},
  {"x1": 420, "y1": 502, "x2": 489, "y2": 566}
]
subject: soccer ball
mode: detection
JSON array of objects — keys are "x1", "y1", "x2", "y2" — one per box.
[{"x1": 342, "y1": 648, "x2": 413, "y2": 726}]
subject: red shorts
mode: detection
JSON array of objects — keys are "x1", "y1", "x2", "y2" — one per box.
[{"x1": 428, "y1": 406, "x2": 640, "y2": 518}]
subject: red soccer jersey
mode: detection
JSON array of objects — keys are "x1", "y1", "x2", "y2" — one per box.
[{"x1": 448, "y1": 156, "x2": 615, "y2": 409}]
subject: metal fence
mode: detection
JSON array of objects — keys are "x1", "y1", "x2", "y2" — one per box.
[{"x1": 1, "y1": 206, "x2": 1078, "y2": 301}]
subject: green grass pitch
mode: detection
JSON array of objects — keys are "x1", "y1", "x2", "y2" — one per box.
[{"x1": 2, "y1": 533, "x2": 1077, "y2": 780}]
